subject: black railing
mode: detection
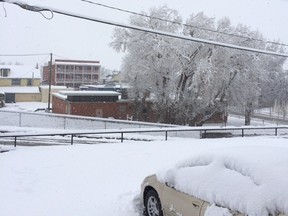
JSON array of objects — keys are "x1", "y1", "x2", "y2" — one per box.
[{"x1": 0, "y1": 125, "x2": 287, "y2": 147}]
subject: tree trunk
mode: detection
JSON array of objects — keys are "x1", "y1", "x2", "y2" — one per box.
[{"x1": 244, "y1": 103, "x2": 253, "y2": 125}]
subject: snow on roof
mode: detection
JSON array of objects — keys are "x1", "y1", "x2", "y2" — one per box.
[
  {"x1": 81, "y1": 84, "x2": 130, "y2": 89},
  {"x1": 0, "y1": 86, "x2": 40, "y2": 93},
  {"x1": 54, "y1": 59, "x2": 100, "y2": 66},
  {"x1": 82, "y1": 85, "x2": 106, "y2": 88},
  {"x1": 55, "y1": 62, "x2": 100, "y2": 66},
  {"x1": 52, "y1": 92, "x2": 67, "y2": 100},
  {"x1": 40, "y1": 85, "x2": 71, "y2": 90},
  {"x1": 157, "y1": 143, "x2": 288, "y2": 215},
  {"x1": 0, "y1": 65, "x2": 41, "y2": 79},
  {"x1": 58, "y1": 90, "x2": 121, "y2": 96}
]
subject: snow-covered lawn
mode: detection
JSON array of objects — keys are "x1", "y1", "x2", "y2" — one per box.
[
  {"x1": 1, "y1": 102, "x2": 287, "y2": 215},
  {"x1": 1, "y1": 136, "x2": 288, "y2": 216}
]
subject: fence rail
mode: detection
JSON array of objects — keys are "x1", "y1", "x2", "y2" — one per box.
[{"x1": 1, "y1": 125, "x2": 287, "y2": 147}]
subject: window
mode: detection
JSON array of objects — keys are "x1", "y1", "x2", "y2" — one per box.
[
  {"x1": 56, "y1": 65, "x2": 64, "y2": 72},
  {"x1": 84, "y1": 66, "x2": 91, "y2": 71},
  {"x1": 75, "y1": 74, "x2": 82, "y2": 80},
  {"x1": 92, "y1": 74, "x2": 99, "y2": 80},
  {"x1": 27, "y1": 79, "x2": 32, "y2": 86},
  {"x1": 0, "y1": 68, "x2": 10, "y2": 77},
  {"x1": 66, "y1": 65, "x2": 74, "y2": 72},
  {"x1": 92, "y1": 66, "x2": 100, "y2": 71},
  {"x1": 66, "y1": 74, "x2": 73, "y2": 80},
  {"x1": 75, "y1": 66, "x2": 82, "y2": 72},
  {"x1": 12, "y1": 79, "x2": 21, "y2": 86},
  {"x1": 57, "y1": 74, "x2": 64, "y2": 80},
  {"x1": 84, "y1": 74, "x2": 91, "y2": 80}
]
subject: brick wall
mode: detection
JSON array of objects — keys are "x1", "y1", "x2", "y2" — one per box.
[
  {"x1": 70, "y1": 102, "x2": 134, "y2": 120},
  {"x1": 52, "y1": 94, "x2": 157, "y2": 122},
  {"x1": 42, "y1": 65, "x2": 56, "y2": 85},
  {"x1": 52, "y1": 96, "x2": 67, "y2": 114}
]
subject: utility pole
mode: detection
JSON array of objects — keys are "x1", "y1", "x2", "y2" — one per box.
[{"x1": 47, "y1": 53, "x2": 52, "y2": 112}]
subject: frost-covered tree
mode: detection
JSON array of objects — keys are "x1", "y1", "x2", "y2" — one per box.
[
  {"x1": 111, "y1": 6, "x2": 182, "y2": 122},
  {"x1": 110, "y1": 6, "x2": 287, "y2": 125},
  {"x1": 228, "y1": 34, "x2": 286, "y2": 125},
  {"x1": 259, "y1": 43, "x2": 287, "y2": 106},
  {"x1": 274, "y1": 70, "x2": 288, "y2": 117}
]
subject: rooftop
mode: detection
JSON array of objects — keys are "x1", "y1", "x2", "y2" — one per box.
[
  {"x1": 57, "y1": 90, "x2": 121, "y2": 97},
  {"x1": 0, "y1": 65, "x2": 41, "y2": 79},
  {"x1": 39, "y1": 85, "x2": 71, "y2": 90},
  {"x1": 53, "y1": 59, "x2": 100, "y2": 66},
  {"x1": 0, "y1": 86, "x2": 40, "y2": 93}
]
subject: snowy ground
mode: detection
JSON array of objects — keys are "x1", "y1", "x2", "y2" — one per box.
[
  {"x1": 0, "y1": 102, "x2": 47, "y2": 112},
  {"x1": 1, "y1": 102, "x2": 288, "y2": 216},
  {"x1": 1, "y1": 137, "x2": 288, "y2": 216}
]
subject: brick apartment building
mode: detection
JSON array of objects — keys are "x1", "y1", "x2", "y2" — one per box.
[{"x1": 42, "y1": 59, "x2": 100, "y2": 88}]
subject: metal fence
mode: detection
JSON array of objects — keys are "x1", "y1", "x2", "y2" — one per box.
[
  {"x1": 1, "y1": 125, "x2": 287, "y2": 147},
  {"x1": 0, "y1": 110, "x2": 177, "y2": 130}
]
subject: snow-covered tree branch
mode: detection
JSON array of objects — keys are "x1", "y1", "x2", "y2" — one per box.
[{"x1": 110, "y1": 6, "x2": 287, "y2": 125}]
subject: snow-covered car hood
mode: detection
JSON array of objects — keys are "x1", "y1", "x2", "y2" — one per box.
[{"x1": 156, "y1": 143, "x2": 288, "y2": 216}]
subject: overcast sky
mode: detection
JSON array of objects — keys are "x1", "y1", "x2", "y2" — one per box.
[{"x1": 0, "y1": 0, "x2": 287, "y2": 70}]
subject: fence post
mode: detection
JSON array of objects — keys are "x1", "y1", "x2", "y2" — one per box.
[
  {"x1": 165, "y1": 131, "x2": 168, "y2": 141},
  {"x1": 19, "y1": 113, "x2": 21, "y2": 127},
  {"x1": 71, "y1": 134, "x2": 74, "y2": 145},
  {"x1": 275, "y1": 128, "x2": 278, "y2": 136},
  {"x1": 14, "y1": 137, "x2": 17, "y2": 147},
  {"x1": 203, "y1": 130, "x2": 207, "y2": 138},
  {"x1": 64, "y1": 117, "x2": 66, "y2": 129},
  {"x1": 121, "y1": 132, "x2": 124, "y2": 142},
  {"x1": 242, "y1": 129, "x2": 244, "y2": 137}
]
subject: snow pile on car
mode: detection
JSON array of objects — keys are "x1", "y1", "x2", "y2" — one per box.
[{"x1": 157, "y1": 143, "x2": 288, "y2": 216}]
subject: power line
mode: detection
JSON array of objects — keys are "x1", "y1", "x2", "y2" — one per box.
[
  {"x1": 0, "y1": 53, "x2": 50, "y2": 57},
  {"x1": 81, "y1": 0, "x2": 288, "y2": 48},
  {"x1": 0, "y1": 53, "x2": 79, "y2": 64},
  {"x1": 2, "y1": 0, "x2": 288, "y2": 58},
  {"x1": 53, "y1": 53, "x2": 73, "y2": 60}
]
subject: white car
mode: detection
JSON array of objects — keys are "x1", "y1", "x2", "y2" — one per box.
[{"x1": 140, "y1": 144, "x2": 288, "y2": 216}]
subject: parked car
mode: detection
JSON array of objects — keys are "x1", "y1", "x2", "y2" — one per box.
[
  {"x1": 140, "y1": 145, "x2": 288, "y2": 216},
  {"x1": 0, "y1": 91, "x2": 5, "y2": 108},
  {"x1": 141, "y1": 174, "x2": 212, "y2": 216}
]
